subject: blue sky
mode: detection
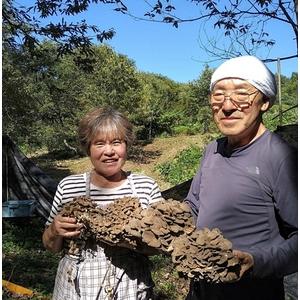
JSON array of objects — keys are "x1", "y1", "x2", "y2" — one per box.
[{"x1": 18, "y1": 0, "x2": 298, "y2": 83}]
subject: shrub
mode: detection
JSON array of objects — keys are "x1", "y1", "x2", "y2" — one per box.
[
  {"x1": 264, "y1": 104, "x2": 298, "y2": 131},
  {"x1": 156, "y1": 145, "x2": 203, "y2": 185},
  {"x1": 172, "y1": 124, "x2": 201, "y2": 136}
]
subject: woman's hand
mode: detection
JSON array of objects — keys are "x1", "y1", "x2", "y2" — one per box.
[
  {"x1": 50, "y1": 215, "x2": 82, "y2": 238},
  {"x1": 42, "y1": 215, "x2": 82, "y2": 253}
]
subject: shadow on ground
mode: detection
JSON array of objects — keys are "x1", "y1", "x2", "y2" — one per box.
[{"x1": 128, "y1": 143, "x2": 162, "y2": 164}]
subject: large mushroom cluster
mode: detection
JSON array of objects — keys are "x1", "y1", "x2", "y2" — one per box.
[
  {"x1": 60, "y1": 196, "x2": 240, "y2": 283},
  {"x1": 170, "y1": 228, "x2": 240, "y2": 282}
]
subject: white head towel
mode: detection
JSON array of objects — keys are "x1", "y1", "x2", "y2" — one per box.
[{"x1": 210, "y1": 56, "x2": 277, "y2": 105}]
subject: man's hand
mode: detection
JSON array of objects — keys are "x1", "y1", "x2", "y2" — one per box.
[{"x1": 233, "y1": 250, "x2": 254, "y2": 279}]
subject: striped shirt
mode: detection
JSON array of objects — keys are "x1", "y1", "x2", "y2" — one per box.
[{"x1": 46, "y1": 172, "x2": 162, "y2": 225}]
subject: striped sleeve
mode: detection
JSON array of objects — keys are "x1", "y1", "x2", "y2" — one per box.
[
  {"x1": 130, "y1": 173, "x2": 162, "y2": 207},
  {"x1": 45, "y1": 174, "x2": 86, "y2": 226},
  {"x1": 149, "y1": 181, "x2": 162, "y2": 204}
]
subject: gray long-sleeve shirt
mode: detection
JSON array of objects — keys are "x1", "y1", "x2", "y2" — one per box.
[{"x1": 186, "y1": 130, "x2": 297, "y2": 279}]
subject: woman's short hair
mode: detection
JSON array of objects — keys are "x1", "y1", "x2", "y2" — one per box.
[{"x1": 78, "y1": 107, "x2": 134, "y2": 155}]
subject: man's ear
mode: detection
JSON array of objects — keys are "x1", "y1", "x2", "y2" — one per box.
[{"x1": 260, "y1": 99, "x2": 270, "y2": 112}]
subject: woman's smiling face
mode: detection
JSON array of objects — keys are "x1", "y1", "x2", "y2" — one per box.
[{"x1": 89, "y1": 132, "x2": 127, "y2": 180}]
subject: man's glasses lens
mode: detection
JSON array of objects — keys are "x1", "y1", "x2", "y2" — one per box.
[
  {"x1": 212, "y1": 91, "x2": 252, "y2": 103},
  {"x1": 210, "y1": 90, "x2": 259, "y2": 110}
]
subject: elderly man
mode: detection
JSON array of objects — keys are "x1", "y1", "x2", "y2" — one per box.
[{"x1": 185, "y1": 56, "x2": 297, "y2": 300}]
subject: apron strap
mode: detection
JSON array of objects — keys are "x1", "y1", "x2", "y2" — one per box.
[
  {"x1": 86, "y1": 171, "x2": 91, "y2": 198},
  {"x1": 127, "y1": 173, "x2": 138, "y2": 198}
]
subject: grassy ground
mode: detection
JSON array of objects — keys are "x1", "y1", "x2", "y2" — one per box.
[{"x1": 2, "y1": 218, "x2": 59, "y2": 299}]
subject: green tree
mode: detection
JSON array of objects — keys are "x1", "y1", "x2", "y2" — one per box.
[
  {"x1": 135, "y1": 73, "x2": 181, "y2": 139},
  {"x1": 85, "y1": 46, "x2": 142, "y2": 113},
  {"x1": 176, "y1": 66, "x2": 215, "y2": 133},
  {"x1": 3, "y1": 42, "x2": 86, "y2": 150},
  {"x1": 2, "y1": 0, "x2": 115, "y2": 58},
  {"x1": 3, "y1": 42, "x2": 143, "y2": 152},
  {"x1": 189, "y1": 65, "x2": 213, "y2": 107},
  {"x1": 3, "y1": 47, "x2": 42, "y2": 147},
  {"x1": 281, "y1": 72, "x2": 298, "y2": 105}
]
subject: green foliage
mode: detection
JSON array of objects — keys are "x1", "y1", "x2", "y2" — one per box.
[
  {"x1": 133, "y1": 73, "x2": 182, "y2": 139},
  {"x1": 156, "y1": 145, "x2": 204, "y2": 185},
  {"x1": 3, "y1": 42, "x2": 142, "y2": 153},
  {"x1": 280, "y1": 73, "x2": 298, "y2": 105},
  {"x1": 3, "y1": 0, "x2": 115, "y2": 61},
  {"x1": 3, "y1": 35, "x2": 298, "y2": 155},
  {"x1": 3, "y1": 1, "x2": 298, "y2": 156},
  {"x1": 178, "y1": 66, "x2": 213, "y2": 123},
  {"x1": 4, "y1": 0, "x2": 297, "y2": 65},
  {"x1": 172, "y1": 123, "x2": 207, "y2": 135},
  {"x1": 264, "y1": 103, "x2": 298, "y2": 131},
  {"x1": 173, "y1": 125, "x2": 198, "y2": 135},
  {"x1": 190, "y1": 65, "x2": 213, "y2": 107},
  {"x1": 170, "y1": 66, "x2": 217, "y2": 136},
  {"x1": 195, "y1": 106, "x2": 218, "y2": 134},
  {"x1": 150, "y1": 255, "x2": 181, "y2": 299}
]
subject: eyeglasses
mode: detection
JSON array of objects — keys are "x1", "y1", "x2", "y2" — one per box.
[{"x1": 210, "y1": 90, "x2": 260, "y2": 111}]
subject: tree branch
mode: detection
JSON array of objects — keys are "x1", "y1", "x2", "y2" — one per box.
[{"x1": 278, "y1": 0, "x2": 298, "y2": 44}]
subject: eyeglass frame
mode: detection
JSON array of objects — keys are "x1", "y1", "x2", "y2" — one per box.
[{"x1": 209, "y1": 90, "x2": 260, "y2": 111}]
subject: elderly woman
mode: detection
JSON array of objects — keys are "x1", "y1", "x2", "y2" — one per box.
[
  {"x1": 186, "y1": 56, "x2": 297, "y2": 300},
  {"x1": 43, "y1": 107, "x2": 162, "y2": 300}
]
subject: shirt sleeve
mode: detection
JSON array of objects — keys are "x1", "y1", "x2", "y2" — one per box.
[
  {"x1": 149, "y1": 181, "x2": 163, "y2": 205},
  {"x1": 184, "y1": 146, "x2": 209, "y2": 221},
  {"x1": 45, "y1": 183, "x2": 64, "y2": 226},
  {"x1": 185, "y1": 168, "x2": 201, "y2": 222},
  {"x1": 249, "y1": 149, "x2": 298, "y2": 278}
]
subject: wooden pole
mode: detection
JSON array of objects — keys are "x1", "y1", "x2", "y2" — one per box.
[{"x1": 277, "y1": 58, "x2": 282, "y2": 126}]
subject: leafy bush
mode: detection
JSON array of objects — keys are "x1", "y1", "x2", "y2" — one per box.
[
  {"x1": 150, "y1": 255, "x2": 187, "y2": 299},
  {"x1": 264, "y1": 103, "x2": 298, "y2": 131},
  {"x1": 172, "y1": 124, "x2": 201, "y2": 136},
  {"x1": 156, "y1": 145, "x2": 203, "y2": 185}
]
